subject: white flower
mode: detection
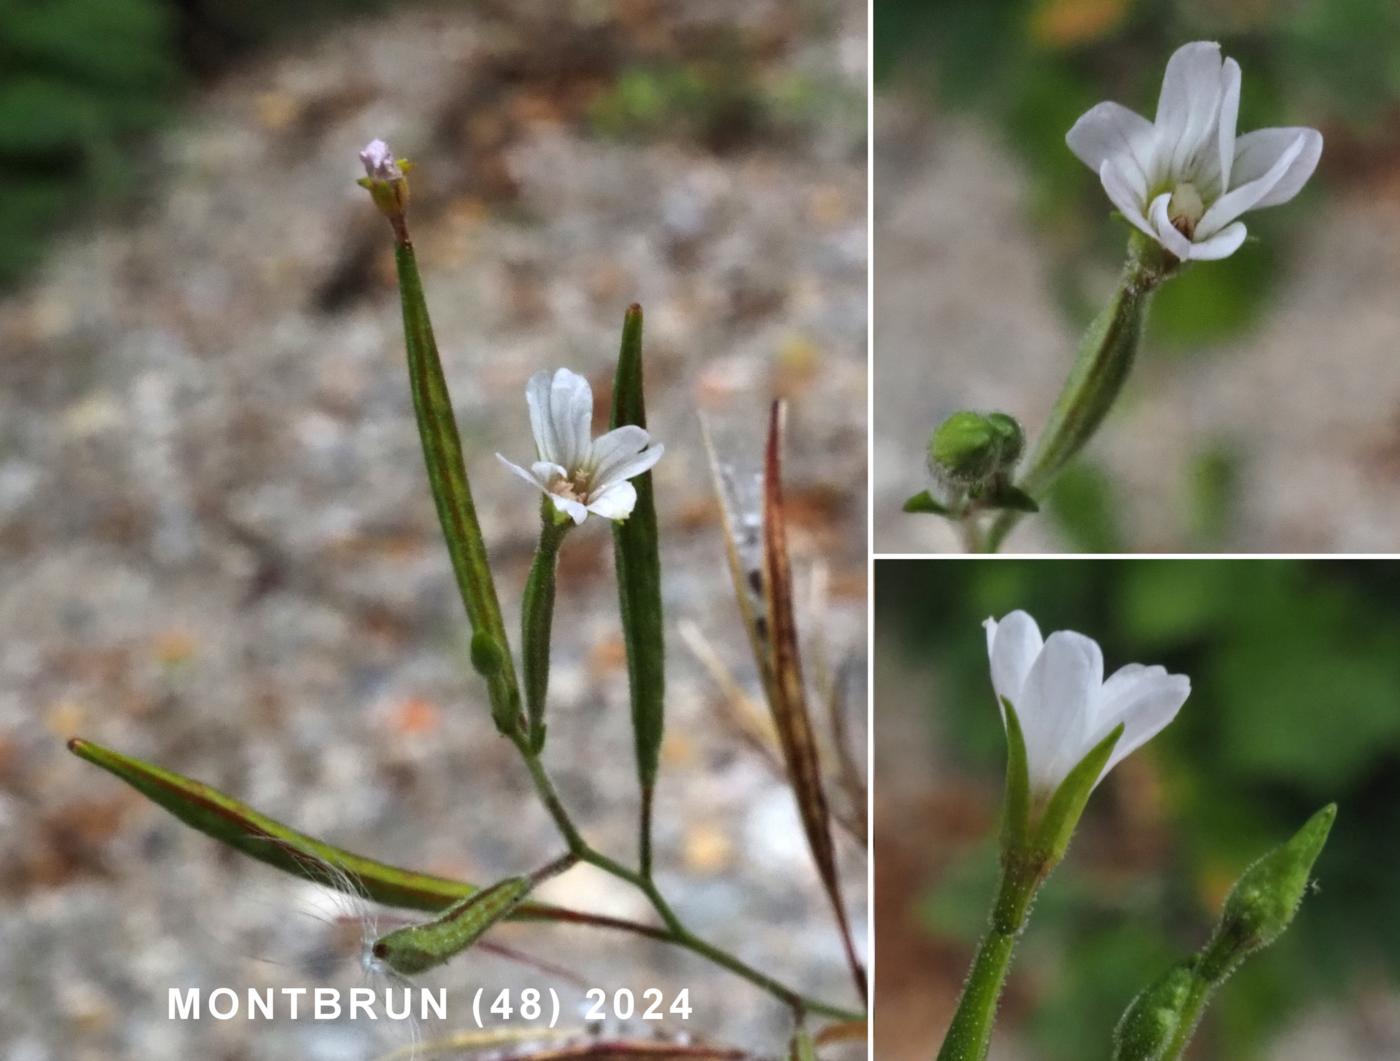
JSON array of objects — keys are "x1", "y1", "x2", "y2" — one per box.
[
  {"x1": 984, "y1": 610, "x2": 1190, "y2": 793},
  {"x1": 359, "y1": 138, "x2": 402, "y2": 181},
  {"x1": 497, "y1": 368, "x2": 664, "y2": 525},
  {"x1": 1067, "y1": 41, "x2": 1322, "y2": 262}
]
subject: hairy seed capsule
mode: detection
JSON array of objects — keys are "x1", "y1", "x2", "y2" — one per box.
[{"x1": 373, "y1": 876, "x2": 531, "y2": 975}]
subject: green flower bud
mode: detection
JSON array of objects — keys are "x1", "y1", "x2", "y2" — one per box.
[
  {"x1": 470, "y1": 631, "x2": 506, "y2": 677},
  {"x1": 1200, "y1": 803, "x2": 1336, "y2": 981},
  {"x1": 1111, "y1": 961, "x2": 1195, "y2": 1061},
  {"x1": 985, "y1": 412, "x2": 1025, "y2": 467},
  {"x1": 930, "y1": 411, "x2": 1002, "y2": 484}
]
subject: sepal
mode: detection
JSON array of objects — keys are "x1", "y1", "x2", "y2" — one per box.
[
  {"x1": 1030, "y1": 722, "x2": 1123, "y2": 864},
  {"x1": 998, "y1": 697, "x2": 1031, "y2": 857}
]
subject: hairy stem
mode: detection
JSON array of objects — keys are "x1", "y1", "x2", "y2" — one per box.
[
  {"x1": 982, "y1": 234, "x2": 1177, "y2": 553},
  {"x1": 1158, "y1": 971, "x2": 1213, "y2": 1061},
  {"x1": 936, "y1": 856, "x2": 1041, "y2": 1061}
]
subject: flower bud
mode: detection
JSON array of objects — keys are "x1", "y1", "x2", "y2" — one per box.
[
  {"x1": 985, "y1": 412, "x2": 1025, "y2": 467},
  {"x1": 1111, "y1": 961, "x2": 1195, "y2": 1061},
  {"x1": 356, "y1": 138, "x2": 412, "y2": 220},
  {"x1": 470, "y1": 631, "x2": 506, "y2": 677},
  {"x1": 929, "y1": 412, "x2": 1003, "y2": 485},
  {"x1": 1200, "y1": 803, "x2": 1336, "y2": 981}
]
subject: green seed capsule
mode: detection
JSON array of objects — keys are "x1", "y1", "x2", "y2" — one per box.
[{"x1": 373, "y1": 876, "x2": 531, "y2": 975}]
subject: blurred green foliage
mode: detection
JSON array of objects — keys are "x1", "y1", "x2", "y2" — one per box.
[
  {"x1": 878, "y1": 559, "x2": 1400, "y2": 1059},
  {"x1": 875, "y1": 0, "x2": 1400, "y2": 349},
  {"x1": 589, "y1": 59, "x2": 860, "y2": 153},
  {"x1": 0, "y1": 0, "x2": 385, "y2": 288},
  {"x1": 0, "y1": 0, "x2": 177, "y2": 284}
]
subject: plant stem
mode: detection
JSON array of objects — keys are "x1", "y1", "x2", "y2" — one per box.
[
  {"x1": 511, "y1": 737, "x2": 862, "y2": 1024},
  {"x1": 521, "y1": 513, "x2": 569, "y2": 751},
  {"x1": 981, "y1": 234, "x2": 1178, "y2": 553},
  {"x1": 1159, "y1": 973, "x2": 1213, "y2": 1061},
  {"x1": 936, "y1": 857, "x2": 1041, "y2": 1061}
]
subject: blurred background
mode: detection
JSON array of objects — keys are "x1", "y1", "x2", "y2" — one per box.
[
  {"x1": 0, "y1": 1, "x2": 867, "y2": 1057},
  {"x1": 874, "y1": 558, "x2": 1400, "y2": 1059},
  {"x1": 873, "y1": 0, "x2": 1400, "y2": 552}
]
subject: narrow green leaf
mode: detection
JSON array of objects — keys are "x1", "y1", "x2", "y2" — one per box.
[
  {"x1": 903, "y1": 489, "x2": 951, "y2": 515},
  {"x1": 1030, "y1": 722, "x2": 1123, "y2": 863},
  {"x1": 393, "y1": 240, "x2": 522, "y2": 737},
  {"x1": 610, "y1": 303, "x2": 666, "y2": 875},
  {"x1": 67, "y1": 737, "x2": 664, "y2": 939},
  {"x1": 998, "y1": 697, "x2": 1030, "y2": 856}
]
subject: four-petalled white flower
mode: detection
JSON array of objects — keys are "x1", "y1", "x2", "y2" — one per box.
[
  {"x1": 497, "y1": 368, "x2": 663, "y2": 525},
  {"x1": 984, "y1": 610, "x2": 1190, "y2": 793},
  {"x1": 1067, "y1": 41, "x2": 1322, "y2": 262}
]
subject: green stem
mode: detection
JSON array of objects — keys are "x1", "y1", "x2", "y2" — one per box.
[
  {"x1": 937, "y1": 856, "x2": 1042, "y2": 1061},
  {"x1": 522, "y1": 514, "x2": 570, "y2": 752},
  {"x1": 982, "y1": 234, "x2": 1178, "y2": 553},
  {"x1": 1159, "y1": 972, "x2": 1213, "y2": 1061},
  {"x1": 392, "y1": 232, "x2": 522, "y2": 733},
  {"x1": 511, "y1": 737, "x2": 862, "y2": 1024}
]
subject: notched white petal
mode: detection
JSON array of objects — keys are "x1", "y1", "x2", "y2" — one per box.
[
  {"x1": 1190, "y1": 221, "x2": 1247, "y2": 261},
  {"x1": 985, "y1": 611, "x2": 1044, "y2": 710},
  {"x1": 1197, "y1": 133, "x2": 1306, "y2": 239},
  {"x1": 549, "y1": 368, "x2": 594, "y2": 471},
  {"x1": 589, "y1": 425, "x2": 653, "y2": 481},
  {"x1": 596, "y1": 442, "x2": 664, "y2": 489},
  {"x1": 1148, "y1": 192, "x2": 1194, "y2": 260},
  {"x1": 1099, "y1": 160, "x2": 1155, "y2": 239},
  {"x1": 1216, "y1": 58, "x2": 1242, "y2": 190},
  {"x1": 525, "y1": 371, "x2": 560, "y2": 464},
  {"x1": 1019, "y1": 630, "x2": 1104, "y2": 790},
  {"x1": 1156, "y1": 42, "x2": 1225, "y2": 172},
  {"x1": 496, "y1": 453, "x2": 550, "y2": 492},
  {"x1": 1066, "y1": 102, "x2": 1157, "y2": 177},
  {"x1": 586, "y1": 480, "x2": 638, "y2": 521},
  {"x1": 1231, "y1": 127, "x2": 1323, "y2": 210}
]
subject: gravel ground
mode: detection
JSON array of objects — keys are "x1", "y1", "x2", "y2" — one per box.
[
  {"x1": 0, "y1": 4, "x2": 868, "y2": 1058},
  {"x1": 873, "y1": 94, "x2": 1400, "y2": 554}
]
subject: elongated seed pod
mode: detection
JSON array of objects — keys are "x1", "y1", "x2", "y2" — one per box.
[{"x1": 373, "y1": 875, "x2": 531, "y2": 975}]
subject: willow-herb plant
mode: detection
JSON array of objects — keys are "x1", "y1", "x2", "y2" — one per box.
[
  {"x1": 67, "y1": 139, "x2": 866, "y2": 1053},
  {"x1": 936, "y1": 610, "x2": 1335, "y2": 1061},
  {"x1": 906, "y1": 41, "x2": 1324, "y2": 552}
]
